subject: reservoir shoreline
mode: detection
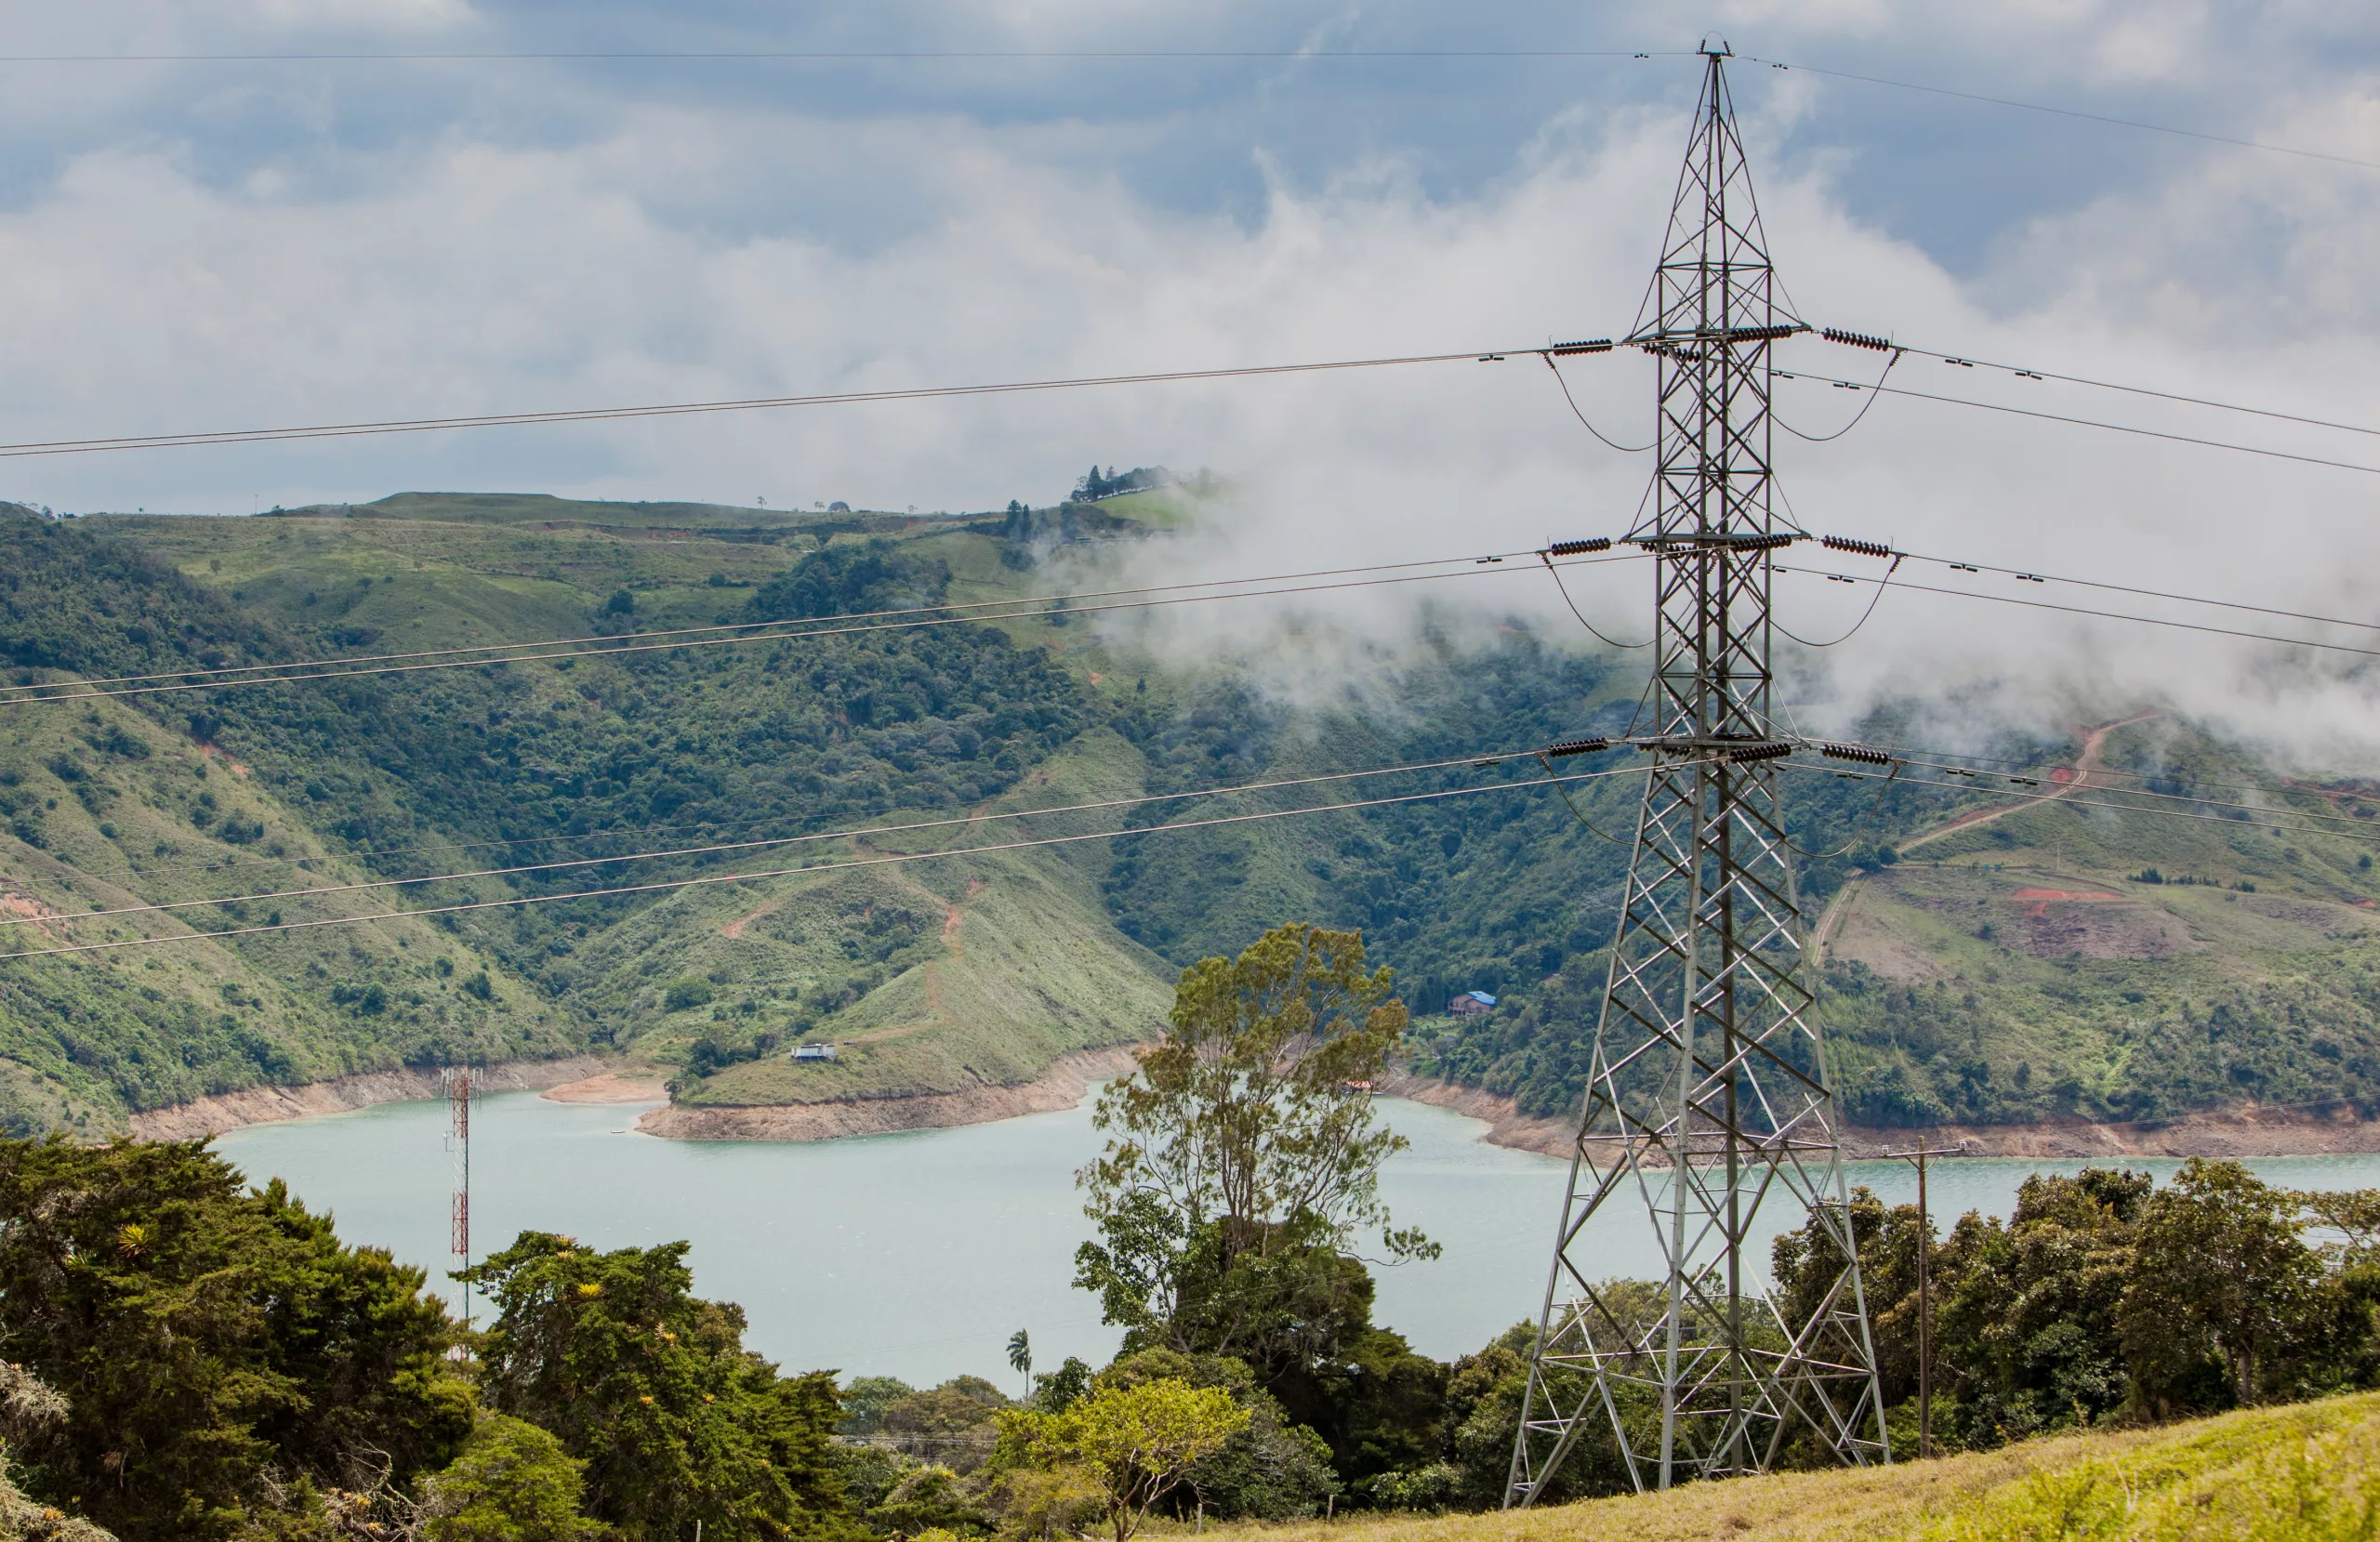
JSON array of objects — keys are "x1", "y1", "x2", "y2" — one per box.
[
  {"x1": 1378, "y1": 1068, "x2": 2380, "y2": 1161},
  {"x1": 635, "y1": 1045, "x2": 1145, "y2": 1140},
  {"x1": 136, "y1": 1051, "x2": 2380, "y2": 1160},
  {"x1": 130, "y1": 1044, "x2": 1151, "y2": 1143},
  {"x1": 129, "y1": 1053, "x2": 624, "y2": 1141}
]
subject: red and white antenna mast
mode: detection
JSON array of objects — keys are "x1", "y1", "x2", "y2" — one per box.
[{"x1": 443, "y1": 1065, "x2": 478, "y2": 1331}]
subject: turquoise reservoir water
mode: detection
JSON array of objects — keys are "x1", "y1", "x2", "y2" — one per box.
[{"x1": 216, "y1": 1093, "x2": 2380, "y2": 1388}]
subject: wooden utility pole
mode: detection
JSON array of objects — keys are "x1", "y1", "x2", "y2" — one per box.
[{"x1": 1879, "y1": 1135, "x2": 1969, "y2": 1458}]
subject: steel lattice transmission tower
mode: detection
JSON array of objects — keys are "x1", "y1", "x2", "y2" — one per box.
[{"x1": 1504, "y1": 46, "x2": 1886, "y2": 1503}]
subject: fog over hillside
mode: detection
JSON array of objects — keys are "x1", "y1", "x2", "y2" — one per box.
[{"x1": 0, "y1": 9, "x2": 2374, "y2": 756}]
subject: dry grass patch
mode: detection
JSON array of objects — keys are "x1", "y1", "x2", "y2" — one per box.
[{"x1": 1187, "y1": 1394, "x2": 2380, "y2": 1542}]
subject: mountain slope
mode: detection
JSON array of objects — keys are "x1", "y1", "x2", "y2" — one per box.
[
  {"x1": 0, "y1": 497, "x2": 2370, "y2": 1141},
  {"x1": 0, "y1": 520, "x2": 569, "y2": 1131}
]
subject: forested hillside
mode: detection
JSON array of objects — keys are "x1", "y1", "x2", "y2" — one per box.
[{"x1": 0, "y1": 494, "x2": 2373, "y2": 1138}]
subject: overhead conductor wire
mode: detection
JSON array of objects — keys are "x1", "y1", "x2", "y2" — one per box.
[
  {"x1": 1773, "y1": 369, "x2": 2380, "y2": 479},
  {"x1": 1851, "y1": 336, "x2": 2380, "y2": 444},
  {"x1": 1778, "y1": 345, "x2": 1903, "y2": 442},
  {"x1": 0, "y1": 546, "x2": 1622, "y2": 698},
  {"x1": 1540, "y1": 352, "x2": 1652, "y2": 453},
  {"x1": 0, "y1": 547, "x2": 1651, "y2": 705},
  {"x1": 1772, "y1": 563, "x2": 2380, "y2": 662},
  {"x1": 3, "y1": 746, "x2": 1580, "y2": 929},
  {"x1": 1876, "y1": 749, "x2": 2380, "y2": 835},
  {"x1": 1778, "y1": 758, "x2": 2373, "y2": 842},
  {"x1": 0, "y1": 341, "x2": 1614, "y2": 460},
  {"x1": 0, "y1": 756, "x2": 1687, "y2": 963},
  {"x1": 1746, "y1": 56, "x2": 2380, "y2": 175}
]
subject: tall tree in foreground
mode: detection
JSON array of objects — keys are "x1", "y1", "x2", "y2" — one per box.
[
  {"x1": 1078, "y1": 920, "x2": 1428, "y2": 1284},
  {"x1": 0, "y1": 1138, "x2": 472, "y2": 1542},
  {"x1": 1074, "y1": 924, "x2": 1440, "y2": 1463},
  {"x1": 460, "y1": 1232, "x2": 857, "y2": 1542}
]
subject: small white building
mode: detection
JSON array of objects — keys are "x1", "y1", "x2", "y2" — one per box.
[{"x1": 791, "y1": 1043, "x2": 839, "y2": 1061}]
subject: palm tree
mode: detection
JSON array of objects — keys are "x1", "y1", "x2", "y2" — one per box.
[{"x1": 1007, "y1": 1328, "x2": 1033, "y2": 1400}]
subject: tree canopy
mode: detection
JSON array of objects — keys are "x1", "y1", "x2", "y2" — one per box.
[
  {"x1": 1079, "y1": 922, "x2": 1427, "y2": 1275},
  {"x1": 998, "y1": 1378, "x2": 1247, "y2": 1542},
  {"x1": 460, "y1": 1232, "x2": 856, "y2": 1542}
]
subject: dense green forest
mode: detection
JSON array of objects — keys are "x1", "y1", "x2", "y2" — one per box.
[{"x1": 0, "y1": 494, "x2": 2374, "y2": 1138}]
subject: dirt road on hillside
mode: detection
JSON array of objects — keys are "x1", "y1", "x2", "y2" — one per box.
[
  {"x1": 1814, "y1": 712, "x2": 2157, "y2": 966},
  {"x1": 1897, "y1": 710, "x2": 2161, "y2": 853}
]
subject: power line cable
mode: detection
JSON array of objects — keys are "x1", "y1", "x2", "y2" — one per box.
[
  {"x1": 1537, "y1": 552, "x2": 1651, "y2": 650},
  {"x1": 44, "y1": 527, "x2": 2336, "y2": 709},
  {"x1": 0, "y1": 757, "x2": 1676, "y2": 963},
  {"x1": 0, "y1": 49, "x2": 1686, "y2": 63},
  {"x1": 1777, "y1": 348, "x2": 1902, "y2": 442},
  {"x1": 1747, "y1": 56, "x2": 2380, "y2": 175},
  {"x1": 0, "y1": 345, "x2": 1570, "y2": 460},
  {"x1": 13, "y1": 42, "x2": 2370, "y2": 186},
  {"x1": 1775, "y1": 553, "x2": 1902, "y2": 648},
  {"x1": 2, "y1": 746, "x2": 1561, "y2": 930},
  {"x1": 1540, "y1": 353, "x2": 1651, "y2": 453},
  {"x1": 1888, "y1": 548, "x2": 2380, "y2": 638},
  {"x1": 1774, "y1": 369, "x2": 2380, "y2": 479},
  {"x1": 0, "y1": 551, "x2": 1649, "y2": 705},
  {"x1": 1772, "y1": 564, "x2": 2380, "y2": 662},
  {"x1": 6, "y1": 547, "x2": 1590, "y2": 696},
  {"x1": 1781, "y1": 758, "x2": 2377, "y2": 844},
  {"x1": 1874, "y1": 751, "x2": 2380, "y2": 834},
  {"x1": 1880, "y1": 739, "x2": 2380, "y2": 810},
  {"x1": 1830, "y1": 336, "x2": 2380, "y2": 445},
  {"x1": 1783, "y1": 762, "x2": 1905, "y2": 860}
]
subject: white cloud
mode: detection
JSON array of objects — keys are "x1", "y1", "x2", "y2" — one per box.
[{"x1": 0, "y1": 11, "x2": 2375, "y2": 758}]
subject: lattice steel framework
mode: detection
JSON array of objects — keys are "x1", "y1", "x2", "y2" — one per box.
[
  {"x1": 443, "y1": 1065, "x2": 478, "y2": 1332},
  {"x1": 1504, "y1": 47, "x2": 1885, "y2": 1503}
]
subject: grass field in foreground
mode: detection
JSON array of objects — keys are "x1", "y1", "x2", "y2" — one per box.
[{"x1": 1196, "y1": 1393, "x2": 2380, "y2": 1542}]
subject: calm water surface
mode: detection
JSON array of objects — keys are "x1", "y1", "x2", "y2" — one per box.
[{"x1": 217, "y1": 1093, "x2": 2380, "y2": 1387}]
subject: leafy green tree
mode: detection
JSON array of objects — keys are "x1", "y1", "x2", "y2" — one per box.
[
  {"x1": 1931, "y1": 1169, "x2": 2148, "y2": 1444},
  {"x1": 1772, "y1": 1185, "x2": 1935, "y2": 1410},
  {"x1": 2300, "y1": 1187, "x2": 2380, "y2": 1268},
  {"x1": 1075, "y1": 926, "x2": 1450, "y2": 1492},
  {"x1": 745, "y1": 540, "x2": 950, "y2": 622},
  {"x1": 836, "y1": 1376, "x2": 915, "y2": 1435},
  {"x1": 1030, "y1": 1358, "x2": 1093, "y2": 1415},
  {"x1": 0, "y1": 1363, "x2": 111, "y2": 1542},
  {"x1": 865, "y1": 1464, "x2": 992, "y2": 1536},
  {"x1": 1442, "y1": 1324, "x2": 1535, "y2": 1509},
  {"x1": 421, "y1": 1415, "x2": 599, "y2": 1542},
  {"x1": 459, "y1": 1232, "x2": 856, "y2": 1542},
  {"x1": 1081, "y1": 923, "x2": 1423, "y2": 1273},
  {"x1": 2120, "y1": 1159, "x2": 2326, "y2": 1413},
  {"x1": 998, "y1": 1379, "x2": 1248, "y2": 1542},
  {"x1": 822, "y1": 1441, "x2": 906, "y2": 1518},
  {"x1": 880, "y1": 1384, "x2": 1004, "y2": 1469},
  {"x1": 1090, "y1": 1351, "x2": 1335, "y2": 1522},
  {"x1": 1007, "y1": 1330, "x2": 1033, "y2": 1400},
  {"x1": 1076, "y1": 925, "x2": 1433, "y2": 1383},
  {"x1": 0, "y1": 1138, "x2": 471, "y2": 1542}
]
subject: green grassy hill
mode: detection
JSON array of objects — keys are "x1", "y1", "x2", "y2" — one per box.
[
  {"x1": 1411, "y1": 716, "x2": 2380, "y2": 1132},
  {"x1": 0, "y1": 636, "x2": 568, "y2": 1133},
  {"x1": 1202, "y1": 1391, "x2": 2380, "y2": 1542},
  {"x1": 0, "y1": 496, "x2": 2373, "y2": 1139}
]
